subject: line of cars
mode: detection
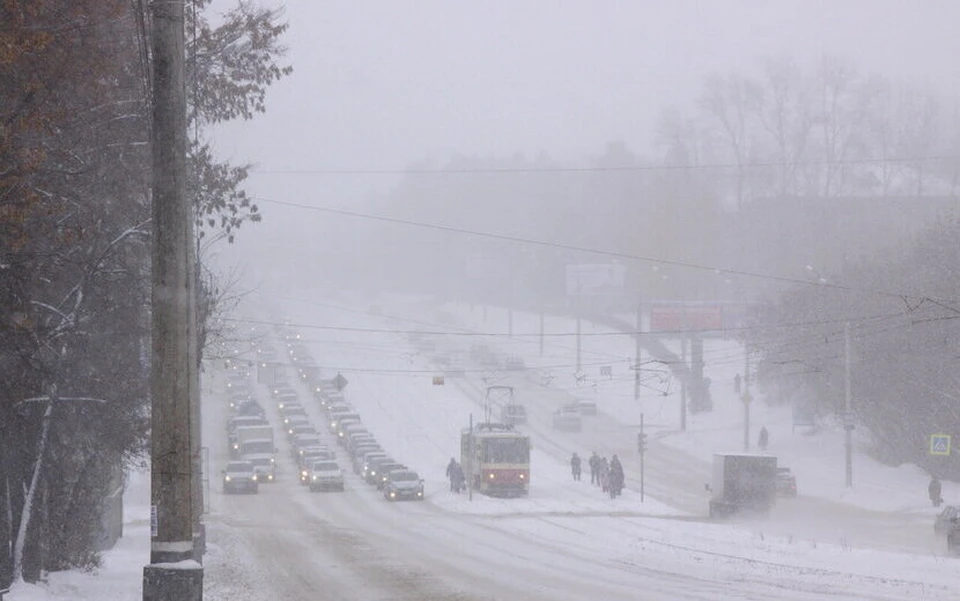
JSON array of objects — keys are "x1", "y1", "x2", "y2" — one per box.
[
  {"x1": 273, "y1": 325, "x2": 427, "y2": 502},
  {"x1": 223, "y1": 364, "x2": 271, "y2": 494},
  {"x1": 273, "y1": 328, "x2": 424, "y2": 501}
]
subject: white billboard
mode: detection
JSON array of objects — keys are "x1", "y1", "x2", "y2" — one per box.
[{"x1": 565, "y1": 263, "x2": 625, "y2": 297}]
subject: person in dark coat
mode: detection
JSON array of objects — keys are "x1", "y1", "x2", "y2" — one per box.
[
  {"x1": 452, "y1": 462, "x2": 465, "y2": 493},
  {"x1": 589, "y1": 452, "x2": 600, "y2": 485},
  {"x1": 570, "y1": 452, "x2": 582, "y2": 481},
  {"x1": 758, "y1": 426, "x2": 769, "y2": 451},
  {"x1": 446, "y1": 457, "x2": 459, "y2": 492},
  {"x1": 608, "y1": 454, "x2": 624, "y2": 498},
  {"x1": 599, "y1": 456, "x2": 610, "y2": 492},
  {"x1": 930, "y1": 476, "x2": 943, "y2": 508}
]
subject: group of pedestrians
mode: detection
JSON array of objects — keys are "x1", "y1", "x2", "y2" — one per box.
[{"x1": 570, "y1": 451, "x2": 624, "y2": 498}]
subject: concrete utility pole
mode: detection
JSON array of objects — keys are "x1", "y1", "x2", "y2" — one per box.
[
  {"x1": 538, "y1": 301, "x2": 544, "y2": 357},
  {"x1": 743, "y1": 343, "x2": 751, "y2": 452},
  {"x1": 633, "y1": 297, "x2": 642, "y2": 401},
  {"x1": 143, "y1": 0, "x2": 203, "y2": 598},
  {"x1": 844, "y1": 321, "x2": 854, "y2": 488},
  {"x1": 680, "y1": 336, "x2": 687, "y2": 431}
]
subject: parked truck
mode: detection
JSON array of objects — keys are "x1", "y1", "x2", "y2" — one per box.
[
  {"x1": 237, "y1": 425, "x2": 277, "y2": 483},
  {"x1": 708, "y1": 453, "x2": 777, "y2": 518}
]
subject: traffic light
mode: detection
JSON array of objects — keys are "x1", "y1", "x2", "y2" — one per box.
[{"x1": 638, "y1": 432, "x2": 647, "y2": 454}]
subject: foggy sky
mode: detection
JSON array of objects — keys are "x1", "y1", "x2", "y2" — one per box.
[
  {"x1": 208, "y1": 1, "x2": 960, "y2": 293},
  {"x1": 213, "y1": 0, "x2": 960, "y2": 179}
]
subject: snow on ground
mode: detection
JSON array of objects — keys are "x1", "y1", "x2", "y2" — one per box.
[
  {"x1": 427, "y1": 300, "x2": 960, "y2": 516},
  {"x1": 10, "y1": 470, "x2": 150, "y2": 601},
  {"x1": 268, "y1": 295, "x2": 681, "y2": 519}
]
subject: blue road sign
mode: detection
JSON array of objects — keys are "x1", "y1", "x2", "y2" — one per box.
[{"x1": 930, "y1": 434, "x2": 952, "y2": 456}]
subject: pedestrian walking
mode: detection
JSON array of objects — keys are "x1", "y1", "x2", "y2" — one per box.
[
  {"x1": 446, "y1": 457, "x2": 460, "y2": 492},
  {"x1": 600, "y1": 456, "x2": 610, "y2": 493},
  {"x1": 570, "y1": 452, "x2": 582, "y2": 482},
  {"x1": 930, "y1": 476, "x2": 943, "y2": 508},
  {"x1": 589, "y1": 452, "x2": 600, "y2": 485},
  {"x1": 758, "y1": 426, "x2": 769, "y2": 451},
  {"x1": 609, "y1": 454, "x2": 624, "y2": 498}
]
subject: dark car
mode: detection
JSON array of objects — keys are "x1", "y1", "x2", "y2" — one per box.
[
  {"x1": 935, "y1": 505, "x2": 960, "y2": 535},
  {"x1": 357, "y1": 451, "x2": 388, "y2": 476},
  {"x1": 383, "y1": 469, "x2": 424, "y2": 501},
  {"x1": 775, "y1": 467, "x2": 798, "y2": 497},
  {"x1": 364, "y1": 456, "x2": 397, "y2": 485},
  {"x1": 222, "y1": 461, "x2": 258, "y2": 494},
  {"x1": 376, "y1": 462, "x2": 406, "y2": 490}
]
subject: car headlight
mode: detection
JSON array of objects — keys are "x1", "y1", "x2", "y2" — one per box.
[
  {"x1": 225, "y1": 476, "x2": 231, "y2": 482},
  {"x1": 312, "y1": 475, "x2": 317, "y2": 480},
  {"x1": 370, "y1": 471, "x2": 376, "y2": 476},
  {"x1": 268, "y1": 474, "x2": 274, "y2": 481},
  {"x1": 489, "y1": 473, "x2": 495, "y2": 479},
  {"x1": 390, "y1": 491, "x2": 396, "y2": 498},
  {"x1": 301, "y1": 470, "x2": 308, "y2": 477},
  {"x1": 252, "y1": 475, "x2": 258, "y2": 481},
  {"x1": 288, "y1": 429, "x2": 294, "y2": 435},
  {"x1": 519, "y1": 473, "x2": 525, "y2": 479},
  {"x1": 417, "y1": 491, "x2": 423, "y2": 496},
  {"x1": 278, "y1": 403, "x2": 284, "y2": 409},
  {"x1": 339, "y1": 432, "x2": 344, "y2": 437},
  {"x1": 232, "y1": 443, "x2": 239, "y2": 450},
  {"x1": 331, "y1": 421, "x2": 336, "y2": 428}
]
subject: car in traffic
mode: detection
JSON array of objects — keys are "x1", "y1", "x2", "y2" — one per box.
[
  {"x1": 357, "y1": 451, "x2": 388, "y2": 475},
  {"x1": 249, "y1": 456, "x2": 276, "y2": 483},
  {"x1": 775, "y1": 467, "x2": 798, "y2": 497},
  {"x1": 308, "y1": 460, "x2": 345, "y2": 492},
  {"x1": 291, "y1": 434, "x2": 323, "y2": 460},
  {"x1": 375, "y1": 462, "x2": 406, "y2": 490},
  {"x1": 383, "y1": 469, "x2": 425, "y2": 501},
  {"x1": 329, "y1": 412, "x2": 361, "y2": 434},
  {"x1": 500, "y1": 403, "x2": 527, "y2": 426},
  {"x1": 364, "y1": 456, "x2": 397, "y2": 485},
  {"x1": 222, "y1": 461, "x2": 259, "y2": 494},
  {"x1": 573, "y1": 398, "x2": 598, "y2": 416},
  {"x1": 338, "y1": 422, "x2": 366, "y2": 446},
  {"x1": 285, "y1": 415, "x2": 311, "y2": 439},
  {"x1": 552, "y1": 405, "x2": 582, "y2": 432}
]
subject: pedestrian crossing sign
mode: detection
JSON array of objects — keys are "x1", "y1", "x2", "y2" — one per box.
[{"x1": 930, "y1": 434, "x2": 952, "y2": 456}]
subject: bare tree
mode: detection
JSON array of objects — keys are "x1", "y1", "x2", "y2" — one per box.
[{"x1": 699, "y1": 73, "x2": 762, "y2": 209}]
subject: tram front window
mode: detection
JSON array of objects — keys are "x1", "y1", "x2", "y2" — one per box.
[{"x1": 483, "y1": 438, "x2": 529, "y2": 463}]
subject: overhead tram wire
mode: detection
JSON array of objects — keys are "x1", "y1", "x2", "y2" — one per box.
[
  {"x1": 249, "y1": 153, "x2": 958, "y2": 176},
  {"x1": 254, "y1": 198, "x2": 953, "y2": 307},
  {"x1": 222, "y1": 308, "x2": 919, "y2": 341}
]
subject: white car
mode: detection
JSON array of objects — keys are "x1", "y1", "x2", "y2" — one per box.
[
  {"x1": 309, "y1": 461, "x2": 345, "y2": 492},
  {"x1": 552, "y1": 406, "x2": 582, "y2": 432}
]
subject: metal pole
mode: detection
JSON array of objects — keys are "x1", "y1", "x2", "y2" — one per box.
[
  {"x1": 144, "y1": 0, "x2": 202, "y2": 597},
  {"x1": 539, "y1": 303, "x2": 544, "y2": 357},
  {"x1": 634, "y1": 297, "x2": 642, "y2": 401},
  {"x1": 576, "y1": 313, "x2": 582, "y2": 373},
  {"x1": 743, "y1": 343, "x2": 750, "y2": 452},
  {"x1": 845, "y1": 321, "x2": 853, "y2": 488},
  {"x1": 680, "y1": 336, "x2": 687, "y2": 431},
  {"x1": 640, "y1": 413, "x2": 645, "y2": 503},
  {"x1": 468, "y1": 413, "x2": 473, "y2": 502}
]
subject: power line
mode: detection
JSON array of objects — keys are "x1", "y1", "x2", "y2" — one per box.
[
  {"x1": 222, "y1": 308, "x2": 915, "y2": 340},
  {"x1": 254, "y1": 198, "x2": 948, "y2": 304},
  {"x1": 248, "y1": 154, "x2": 960, "y2": 176}
]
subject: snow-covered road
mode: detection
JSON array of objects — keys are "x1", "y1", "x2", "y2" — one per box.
[{"x1": 195, "y1": 294, "x2": 960, "y2": 601}]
